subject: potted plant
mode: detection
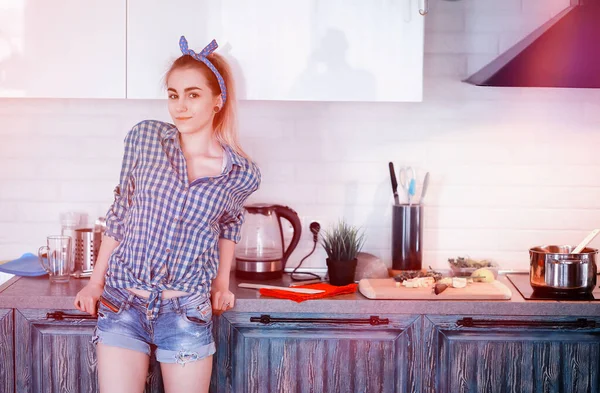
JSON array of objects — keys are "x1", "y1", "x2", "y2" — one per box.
[{"x1": 320, "y1": 220, "x2": 366, "y2": 286}]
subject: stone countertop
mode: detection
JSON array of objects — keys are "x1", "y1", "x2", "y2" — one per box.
[{"x1": 0, "y1": 273, "x2": 599, "y2": 316}]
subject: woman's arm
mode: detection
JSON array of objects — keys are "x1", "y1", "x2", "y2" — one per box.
[
  {"x1": 211, "y1": 238, "x2": 236, "y2": 313},
  {"x1": 90, "y1": 235, "x2": 120, "y2": 286},
  {"x1": 104, "y1": 128, "x2": 139, "y2": 242},
  {"x1": 212, "y1": 161, "x2": 261, "y2": 312},
  {"x1": 73, "y1": 235, "x2": 119, "y2": 315},
  {"x1": 215, "y1": 238, "x2": 235, "y2": 284}
]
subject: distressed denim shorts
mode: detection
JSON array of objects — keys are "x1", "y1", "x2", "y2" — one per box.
[{"x1": 92, "y1": 286, "x2": 215, "y2": 364}]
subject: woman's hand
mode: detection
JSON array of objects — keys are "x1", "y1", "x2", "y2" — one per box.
[
  {"x1": 211, "y1": 278, "x2": 235, "y2": 315},
  {"x1": 74, "y1": 281, "x2": 104, "y2": 316}
]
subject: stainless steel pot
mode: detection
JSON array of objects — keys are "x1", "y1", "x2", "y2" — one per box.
[{"x1": 529, "y1": 245, "x2": 597, "y2": 293}]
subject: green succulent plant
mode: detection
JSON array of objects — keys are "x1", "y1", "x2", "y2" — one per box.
[{"x1": 320, "y1": 220, "x2": 366, "y2": 262}]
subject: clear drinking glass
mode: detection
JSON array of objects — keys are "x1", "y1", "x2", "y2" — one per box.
[{"x1": 38, "y1": 235, "x2": 73, "y2": 283}]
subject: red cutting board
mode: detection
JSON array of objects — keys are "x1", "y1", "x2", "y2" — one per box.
[{"x1": 358, "y1": 278, "x2": 512, "y2": 300}]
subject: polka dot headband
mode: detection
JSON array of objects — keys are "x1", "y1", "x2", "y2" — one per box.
[{"x1": 179, "y1": 36, "x2": 227, "y2": 105}]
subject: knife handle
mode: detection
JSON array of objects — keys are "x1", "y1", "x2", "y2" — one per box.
[
  {"x1": 238, "y1": 283, "x2": 325, "y2": 294},
  {"x1": 388, "y1": 162, "x2": 398, "y2": 192}
]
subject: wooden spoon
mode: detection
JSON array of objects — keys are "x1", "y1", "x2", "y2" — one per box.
[{"x1": 571, "y1": 229, "x2": 600, "y2": 254}]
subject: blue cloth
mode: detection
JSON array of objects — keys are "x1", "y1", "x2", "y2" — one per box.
[
  {"x1": 104, "y1": 120, "x2": 260, "y2": 319},
  {"x1": 0, "y1": 253, "x2": 46, "y2": 276},
  {"x1": 179, "y1": 36, "x2": 227, "y2": 105}
]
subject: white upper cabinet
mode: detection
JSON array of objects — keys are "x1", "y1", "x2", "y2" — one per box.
[
  {"x1": 0, "y1": 0, "x2": 126, "y2": 99},
  {"x1": 127, "y1": 0, "x2": 424, "y2": 102}
]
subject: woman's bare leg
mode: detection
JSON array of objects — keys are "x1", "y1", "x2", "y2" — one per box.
[
  {"x1": 160, "y1": 355, "x2": 212, "y2": 393},
  {"x1": 97, "y1": 343, "x2": 150, "y2": 393}
]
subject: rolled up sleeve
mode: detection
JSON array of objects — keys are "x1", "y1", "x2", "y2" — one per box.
[
  {"x1": 219, "y1": 164, "x2": 261, "y2": 243},
  {"x1": 104, "y1": 129, "x2": 139, "y2": 242}
]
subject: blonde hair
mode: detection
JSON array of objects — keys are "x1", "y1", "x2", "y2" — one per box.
[{"x1": 166, "y1": 53, "x2": 250, "y2": 160}]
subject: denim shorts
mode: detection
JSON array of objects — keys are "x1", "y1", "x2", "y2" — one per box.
[{"x1": 92, "y1": 286, "x2": 216, "y2": 364}]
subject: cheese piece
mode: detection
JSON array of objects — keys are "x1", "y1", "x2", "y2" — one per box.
[{"x1": 452, "y1": 277, "x2": 468, "y2": 288}]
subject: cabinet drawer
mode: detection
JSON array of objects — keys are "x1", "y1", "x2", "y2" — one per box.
[
  {"x1": 214, "y1": 313, "x2": 421, "y2": 393},
  {"x1": 423, "y1": 315, "x2": 600, "y2": 393}
]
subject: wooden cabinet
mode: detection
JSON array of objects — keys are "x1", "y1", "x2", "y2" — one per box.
[
  {"x1": 6, "y1": 306, "x2": 600, "y2": 393},
  {"x1": 0, "y1": 0, "x2": 126, "y2": 98},
  {"x1": 1, "y1": 1, "x2": 423, "y2": 100},
  {"x1": 15, "y1": 309, "x2": 99, "y2": 393},
  {"x1": 127, "y1": 0, "x2": 424, "y2": 102},
  {"x1": 14, "y1": 309, "x2": 164, "y2": 393},
  {"x1": 0, "y1": 309, "x2": 14, "y2": 393},
  {"x1": 212, "y1": 312, "x2": 421, "y2": 393},
  {"x1": 422, "y1": 315, "x2": 600, "y2": 393}
]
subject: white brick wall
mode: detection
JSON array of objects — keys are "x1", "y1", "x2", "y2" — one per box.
[{"x1": 1, "y1": 0, "x2": 598, "y2": 274}]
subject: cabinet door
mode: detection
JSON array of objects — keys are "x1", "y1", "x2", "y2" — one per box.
[
  {"x1": 127, "y1": 0, "x2": 424, "y2": 102},
  {"x1": 14, "y1": 309, "x2": 164, "y2": 393},
  {"x1": 213, "y1": 312, "x2": 421, "y2": 393},
  {"x1": 0, "y1": 1, "x2": 126, "y2": 98},
  {"x1": 0, "y1": 309, "x2": 14, "y2": 393},
  {"x1": 423, "y1": 315, "x2": 600, "y2": 393}
]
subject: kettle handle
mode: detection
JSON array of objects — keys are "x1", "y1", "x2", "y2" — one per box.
[{"x1": 272, "y1": 205, "x2": 302, "y2": 269}]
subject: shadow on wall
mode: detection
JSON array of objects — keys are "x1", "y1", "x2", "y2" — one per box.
[
  {"x1": 289, "y1": 29, "x2": 377, "y2": 101},
  {"x1": 221, "y1": 42, "x2": 248, "y2": 101},
  {"x1": 0, "y1": 28, "x2": 24, "y2": 92}
]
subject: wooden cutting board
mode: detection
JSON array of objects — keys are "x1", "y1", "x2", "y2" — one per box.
[{"x1": 358, "y1": 278, "x2": 512, "y2": 300}]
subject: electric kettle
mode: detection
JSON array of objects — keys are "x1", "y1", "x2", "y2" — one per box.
[{"x1": 235, "y1": 204, "x2": 302, "y2": 280}]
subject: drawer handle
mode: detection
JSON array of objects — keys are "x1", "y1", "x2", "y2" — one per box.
[
  {"x1": 250, "y1": 314, "x2": 389, "y2": 326},
  {"x1": 47, "y1": 311, "x2": 97, "y2": 320},
  {"x1": 457, "y1": 317, "x2": 596, "y2": 329}
]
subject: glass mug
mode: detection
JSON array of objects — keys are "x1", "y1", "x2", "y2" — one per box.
[{"x1": 38, "y1": 235, "x2": 73, "y2": 283}]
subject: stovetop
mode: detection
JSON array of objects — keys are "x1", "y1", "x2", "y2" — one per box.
[{"x1": 507, "y1": 274, "x2": 600, "y2": 301}]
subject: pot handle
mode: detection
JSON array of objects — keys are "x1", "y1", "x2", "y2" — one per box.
[
  {"x1": 550, "y1": 258, "x2": 589, "y2": 265},
  {"x1": 273, "y1": 205, "x2": 302, "y2": 269},
  {"x1": 551, "y1": 258, "x2": 596, "y2": 266},
  {"x1": 548, "y1": 256, "x2": 598, "y2": 276}
]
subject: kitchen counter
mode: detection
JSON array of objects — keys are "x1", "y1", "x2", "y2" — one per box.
[{"x1": 1, "y1": 273, "x2": 599, "y2": 316}]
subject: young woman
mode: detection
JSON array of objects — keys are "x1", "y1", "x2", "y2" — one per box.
[{"x1": 74, "y1": 36, "x2": 260, "y2": 393}]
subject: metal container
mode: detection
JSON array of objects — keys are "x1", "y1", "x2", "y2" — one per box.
[
  {"x1": 392, "y1": 204, "x2": 423, "y2": 270},
  {"x1": 529, "y1": 245, "x2": 597, "y2": 293},
  {"x1": 74, "y1": 228, "x2": 101, "y2": 273}
]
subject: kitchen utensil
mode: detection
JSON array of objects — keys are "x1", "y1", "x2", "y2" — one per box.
[
  {"x1": 529, "y1": 245, "x2": 597, "y2": 293},
  {"x1": 74, "y1": 228, "x2": 100, "y2": 274},
  {"x1": 60, "y1": 212, "x2": 79, "y2": 268},
  {"x1": 38, "y1": 236, "x2": 73, "y2": 283},
  {"x1": 289, "y1": 279, "x2": 323, "y2": 287},
  {"x1": 572, "y1": 229, "x2": 600, "y2": 254},
  {"x1": 358, "y1": 278, "x2": 512, "y2": 300},
  {"x1": 388, "y1": 162, "x2": 400, "y2": 205},
  {"x1": 392, "y1": 204, "x2": 423, "y2": 270},
  {"x1": 71, "y1": 270, "x2": 93, "y2": 279},
  {"x1": 94, "y1": 216, "x2": 107, "y2": 233},
  {"x1": 235, "y1": 204, "x2": 302, "y2": 280},
  {"x1": 419, "y1": 172, "x2": 430, "y2": 204},
  {"x1": 238, "y1": 283, "x2": 325, "y2": 294},
  {"x1": 0, "y1": 253, "x2": 47, "y2": 277},
  {"x1": 399, "y1": 166, "x2": 416, "y2": 205}
]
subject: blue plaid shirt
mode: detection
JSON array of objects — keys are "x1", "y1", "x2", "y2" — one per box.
[{"x1": 104, "y1": 120, "x2": 260, "y2": 319}]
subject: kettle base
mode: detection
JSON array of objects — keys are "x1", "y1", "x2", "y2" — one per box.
[{"x1": 235, "y1": 270, "x2": 284, "y2": 281}]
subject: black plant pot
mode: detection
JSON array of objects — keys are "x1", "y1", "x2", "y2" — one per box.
[{"x1": 326, "y1": 258, "x2": 358, "y2": 286}]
